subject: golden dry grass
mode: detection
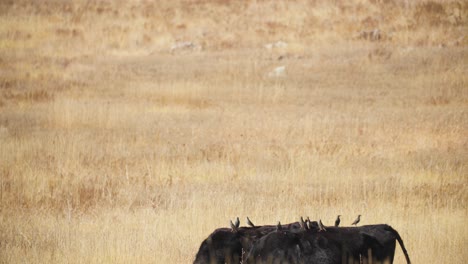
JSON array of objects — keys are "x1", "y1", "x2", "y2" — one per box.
[{"x1": 0, "y1": 0, "x2": 467, "y2": 263}]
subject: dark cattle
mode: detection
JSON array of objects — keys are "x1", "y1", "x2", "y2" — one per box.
[
  {"x1": 357, "y1": 224, "x2": 411, "y2": 264},
  {"x1": 193, "y1": 222, "x2": 410, "y2": 264},
  {"x1": 193, "y1": 228, "x2": 250, "y2": 264},
  {"x1": 246, "y1": 224, "x2": 411, "y2": 264},
  {"x1": 246, "y1": 227, "x2": 351, "y2": 264},
  {"x1": 246, "y1": 230, "x2": 305, "y2": 264},
  {"x1": 193, "y1": 222, "x2": 305, "y2": 264}
]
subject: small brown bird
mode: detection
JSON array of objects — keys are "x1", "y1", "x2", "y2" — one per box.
[
  {"x1": 230, "y1": 220, "x2": 238, "y2": 232},
  {"x1": 335, "y1": 215, "x2": 341, "y2": 227},
  {"x1": 276, "y1": 221, "x2": 282, "y2": 232},
  {"x1": 247, "y1": 217, "x2": 255, "y2": 228},
  {"x1": 318, "y1": 219, "x2": 327, "y2": 232},
  {"x1": 300, "y1": 217, "x2": 307, "y2": 230},
  {"x1": 234, "y1": 217, "x2": 240, "y2": 228},
  {"x1": 351, "y1": 215, "x2": 361, "y2": 226}
]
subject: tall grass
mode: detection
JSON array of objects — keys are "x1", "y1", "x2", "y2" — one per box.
[{"x1": 0, "y1": 0, "x2": 467, "y2": 263}]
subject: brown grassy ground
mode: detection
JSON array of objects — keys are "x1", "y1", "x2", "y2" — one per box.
[{"x1": 0, "y1": 0, "x2": 467, "y2": 263}]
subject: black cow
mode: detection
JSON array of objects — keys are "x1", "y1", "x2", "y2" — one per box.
[
  {"x1": 193, "y1": 222, "x2": 306, "y2": 264},
  {"x1": 194, "y1": 222, "x2": 410, "y2": 264},
  {"x1": 357, "y1": 224, "x2": 411, "y2": 264},
  {"x1": 246, "y1": 224, "x2": 411, "y2": 264},
  {"x1": 193, "y1": 228, "x2": 248, "y2": 264},
  {"x1": 246, "y1": 230, "x2": 341, "y2": 264},
  {"x1": 246, "y1": 229, "x2": 305, "y2": 264}
]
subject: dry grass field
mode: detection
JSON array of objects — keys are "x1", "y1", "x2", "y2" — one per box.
[{"x1": 0, "y1": 0, "x2": 467, "y2": 263}]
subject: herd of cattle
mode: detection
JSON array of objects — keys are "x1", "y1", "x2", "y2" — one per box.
[{"x1": 193, "y1": 217, "x2": 411, "y2": 264}]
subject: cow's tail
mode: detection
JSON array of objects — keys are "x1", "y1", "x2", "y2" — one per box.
[{"x1": 388, "y1": 225, "x2": 411, "y2": 264}]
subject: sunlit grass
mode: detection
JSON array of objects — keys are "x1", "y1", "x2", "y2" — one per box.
[{"x1": 0, "y1": 0, "x2": 467, "y2": 263}]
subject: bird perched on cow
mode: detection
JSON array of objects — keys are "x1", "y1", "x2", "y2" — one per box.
[
  {"x1": 306, "y1": 217, "x2": 312, "y2": 230},
  {"x1": 247, "y1": 217, "x2": 255, "y2": 227},
  {"x1": 305, "y1": 217, "x2": 319, "y2": 230},
  {"x1": 300, "y1": 217, "x2": 307, "y2": 230},
  {"x1": 335, "y1": 215, "x2": 341, "y2": 227},
  {"x1": 352, "y1": 215, "x2": 361, "y2": 226},
  {"x1": 318, "y1": 219, "x2": 327, "y2": 232},
  {"x1": 276, "y1": 221, "x2": 282, "y2": 232},
  {"x1": 230, "y1": 217, "x2": 240, "y2": 232},
  {"x1": 230, "y1": 220, "x2": 238, "y2": 232}
]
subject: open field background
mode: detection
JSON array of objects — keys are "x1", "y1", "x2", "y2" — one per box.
[{"x1": 0, "y1": 0, "x2": 467, "y2": 263}]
